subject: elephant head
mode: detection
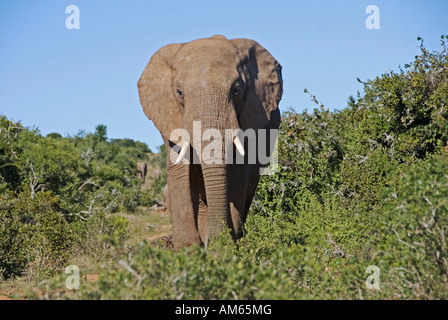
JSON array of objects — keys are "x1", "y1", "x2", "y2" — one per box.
[{"x1": 138, "y1": 35, "x2": 282, "y2": 248}]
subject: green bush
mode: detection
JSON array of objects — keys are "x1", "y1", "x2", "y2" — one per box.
[
  {"x1": 150, "y1": 144, "x2": 168, "y2": 199},
  {"x1": 80, "y1": 233, "x2": 303, "y2": 300},
  {"x1": 372, "y1": 152, "x2": 448, "y2": 299},
  {"x1": 0, "y1": 191, "x2": 72, "y2": 279},
  {"x1": 0, "y1": 117, "x2": 151, "y2": 279},
  {"x1": 70, "y1": 211, "x2": 129, "y2": 259}
]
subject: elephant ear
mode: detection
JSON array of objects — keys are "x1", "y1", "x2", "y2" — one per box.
[
  {"x1": 230, "y1": 38, "x2": 283, "y2": 131},
  {"x1": 138, "y1": 43, "x2": 184, "y2": 141}
]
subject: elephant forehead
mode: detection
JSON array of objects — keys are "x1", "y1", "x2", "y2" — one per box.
[
  {"x1": 176, "y1": 59, "x2": 240, "y2": 88},
  {"x1": 175, "y1": 40, "x2": 240, "y2": 69},
  {"x1": 180, "y1": 38, "x2": 236, "y2": 54}
]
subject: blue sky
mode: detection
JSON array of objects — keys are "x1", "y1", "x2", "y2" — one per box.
[{"x1": 1, "y1": 0, "x2": 447, "y2": 151}]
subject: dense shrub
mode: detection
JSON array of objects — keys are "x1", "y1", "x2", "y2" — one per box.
[
  {"x1": 0, "y1": 118, "x2": 152, "y2": 278},
  {"x1": 0, "y1": 191, "x2": 72, "y2": 279},
  {"x1": 150, "y1": 144, "x2": 168, "y2": 198},
  {"x1": 79, "y1": 236, "x2": 301, "y2": 300},
  {"x1": 373, "y1": 152, "x2": 448, "y2": 299}
]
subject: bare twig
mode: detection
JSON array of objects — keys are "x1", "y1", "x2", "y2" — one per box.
[
  {"x1": 28, "y1": 162, "x2": 44, "y2": 199},
  {"x1": 72, "y1": 199, "x2": 97, "y2": 221},
  {"x1": 119, "y1": 260, "x2": 143, "y2": 287},
  {"x1": 78, "y1": 178, "x2": 98, "y2": 190},
  {"x1": 392, "y1": 229, "x2": 416, "y2": 250},
  {"x1": 327, "y1": 233, "x2": 353, "y2": 258}
]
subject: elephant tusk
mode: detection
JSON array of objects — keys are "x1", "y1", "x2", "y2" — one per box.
[
  {"x1": 234, "y1": 136, "x2": 245, "y2": 157},
  {"x1": 174, "y1": 141, "x2": 189, "y2": 164}
]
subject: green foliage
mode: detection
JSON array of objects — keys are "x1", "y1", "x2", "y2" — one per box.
[
  {"x1": 80, "y1": 233, "x2": 301, "y2": 300},
  {"x1": 0, "y1": 118, "x2": 153, "y2": 278},
  {"x1": 0, "y1": 118, "x2": 24, "y2": 192},
  {"x1": 351, "y1": 35, "x2": 448, "y2": 161},
  {"x1": 94, "y1": 124, "x2": 108, "y2": 143},
  {"x1": 46, "y1": 132, "x2": 62, "y2": 139},
  {"x1": 151, "y1": 144, "x2": 167, "y2": 197},
  {"x1": 373, "y1": 153, "x2": 448, "y2": 299},
  {"x1": 110, "y1": 138, "x2": 151, "y2": 159},
  {"x1": 70, "y1": 211, "x2": 129, "y2": 258},
  {"x1": 0, "y1": 191, "x2": 72, "y2": 279}
]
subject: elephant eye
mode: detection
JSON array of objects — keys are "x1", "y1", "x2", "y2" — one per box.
[
  {"x1": 176, "y1": 88, "x2": 184, "y2": 99},
  {"x1": 233, "y1": 79, "x2": 246, "y2": 97}
]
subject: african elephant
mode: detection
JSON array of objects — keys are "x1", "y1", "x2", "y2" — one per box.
[
  {"x1": 162, "y1": 184, "x2": 170, "y2": 211},
  {"x1": 138, "y1": 35, "x2": 282, "y2": 249},
  {"x1": 136, "y1": 161, "x2": 147, "y2": 183},
  {"x1": 153, "y1": 168, "x2": 162, "y2": 179}
]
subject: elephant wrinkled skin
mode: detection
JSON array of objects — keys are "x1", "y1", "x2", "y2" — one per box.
[{"x1": 138, "y1": 35, "x2": 282, "y2": 249}]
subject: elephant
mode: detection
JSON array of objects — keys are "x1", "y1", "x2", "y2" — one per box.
[
  {"x1": 136, "y1": 161, "x2": 147, "y2": 183},
  {"x1": 153, "y1": 168, "x2": 162, "y2": 179},
  {"x1": 138, "y1": 35, "x2": 282, "y2": 249},
  {"x1": 162, "y1": 184, "x2": 170, "y2": 211}
]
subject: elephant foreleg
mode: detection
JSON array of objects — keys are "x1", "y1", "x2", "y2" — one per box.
[
  {"x1": 166, "y1": 160, "x2": 201, "y2": 249},
  {"x1": 228, "y1": 164, "x2": 257, "y2": 240},
  {"x1": 197, "y1": 197, "x2": 209, "y2": 246}
]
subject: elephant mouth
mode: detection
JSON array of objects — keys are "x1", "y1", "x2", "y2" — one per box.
[
  {"x1": 170, "y1": 125, "x2": 278, "y2": 172},
  {"x1": 173, "y1": 135, "x2": 245, "y2": 164}
]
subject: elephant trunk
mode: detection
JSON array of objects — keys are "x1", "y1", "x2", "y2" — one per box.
[
  {"x1": 201, "y1": 163, "x2": 228, "y2": 238},
  {"x1": 199, "y1": 119, "x2": 231, "y2": 240},
  {"x1": 186, "y1": 87, "x2": 241, "y2": 241}
]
